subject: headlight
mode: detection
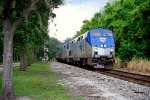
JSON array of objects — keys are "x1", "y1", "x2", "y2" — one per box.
[
  {"x1": 101, "y1": 44, "x2": 106, "y2": 47},
  {"x1": 110, "y1": 48, "x2": 113, "y2": 51}
]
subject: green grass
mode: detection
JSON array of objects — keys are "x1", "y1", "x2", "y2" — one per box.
[{"x1": 0, "y1": 62, "x2": 71, "y2": 100}]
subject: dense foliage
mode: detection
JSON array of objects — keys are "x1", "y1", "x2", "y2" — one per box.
[
  {"x1": 13, "y1": 13, "x2": 49, "y2": 66},
  {"x1": 0, "y1": 0, "x2": 63, "y2": 63},
  {"x1": 74, "y1": 0, "x2": 150, "y2": 61},
  {"x1": 48, "y1": 37, "x2": 62, "y2": 60}
]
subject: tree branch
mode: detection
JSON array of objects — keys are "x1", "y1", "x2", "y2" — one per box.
[
  {"x1": 12, "y1": 0, "x2": 38, "y2": 32},
  {"x1": 36, "y1": 10, "x2": 43, "y2": 29},
  {"x1": 44, "y1": 0, "x2": 56, "y2": 10}
]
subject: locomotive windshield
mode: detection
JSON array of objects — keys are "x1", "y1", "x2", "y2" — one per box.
[
  {"x1": 91, "y1": 32, "x2": 101, "y2": 36},
  {"x1": 91, "y1": 32, "x2": 113, "y2": 37}
]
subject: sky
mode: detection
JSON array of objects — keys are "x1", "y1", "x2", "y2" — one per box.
[{"x1": 49, "y1": 0, "x2": 109, "y2": 42}]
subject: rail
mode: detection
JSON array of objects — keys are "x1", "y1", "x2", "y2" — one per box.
[{"x1": 97, "y1": 70, "x2": 150, "y2": 87}]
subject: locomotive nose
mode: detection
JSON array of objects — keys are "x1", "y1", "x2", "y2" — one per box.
[{"x1": 93, "y1": 47, "x2": 114, "y2": 58}]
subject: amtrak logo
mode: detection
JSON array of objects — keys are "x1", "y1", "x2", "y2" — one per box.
[{"x1": 100, "y1": 38, "x2": 106, "y2": 42}]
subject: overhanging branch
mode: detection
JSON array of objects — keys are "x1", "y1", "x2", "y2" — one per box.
[
  {"x1": 44, "y1": 0, "x2": 56, "y2": 9},
  {"x1": 12, "y1": 0, "x2": 38, "y2": 32}
]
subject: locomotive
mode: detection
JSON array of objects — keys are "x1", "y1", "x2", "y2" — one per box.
[{"x1": 56, "y1": 28, "x2": 115, "y2": 68}]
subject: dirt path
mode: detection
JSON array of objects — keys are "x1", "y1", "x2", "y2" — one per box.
[{"x1": 0, "y1": 62, "x2": 20, "y2": 72}]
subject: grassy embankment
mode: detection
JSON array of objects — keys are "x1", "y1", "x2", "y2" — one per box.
[
  {"x1": 114, "y1": 58, "x2": 150, "y2": 74},
  {"x1": 0, "y1": 62, "x2": 71, "y2": 100}
]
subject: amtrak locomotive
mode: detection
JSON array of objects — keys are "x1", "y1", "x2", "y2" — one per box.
[{"x1": 56, "y1": 28, "x2": 115, "y2": 68}]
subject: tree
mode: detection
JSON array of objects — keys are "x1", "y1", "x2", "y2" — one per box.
[
  {"x1": 0, "y1": 0, "x2": 63, "y2": 99},
  {"x1": 13, "y1": 14, "x2": 49, "y2": 71},
  {"x1": 63, "y1": 37, "x2": 72, "y2": 44},
  {"x1": 48, "y1": 37, "x2": 62, "y2": 60},
  {"x1": 0, "y1": 21, "x2": 3, "y2": 62}
]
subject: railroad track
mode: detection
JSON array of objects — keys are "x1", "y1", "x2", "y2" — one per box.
[
  {"x1": 97, "y1": 70, "x2": 150, "y2": 87},
  {"x1": 59, "y1": 62, "x2": 150, "y2": 87}
]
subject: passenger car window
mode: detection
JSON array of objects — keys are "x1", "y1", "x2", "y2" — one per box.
[
  {"x1": 77, "y1": 37, "x2": 80, "y2": 41},
  {"x1": 67, "y1": 43, "x2": 69, "y2": 50}
]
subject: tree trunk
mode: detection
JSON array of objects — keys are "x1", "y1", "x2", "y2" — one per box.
[
  {"x1": 20, "y1": 49, "x2": 26, "y2": 71},
  {"x1": 2, "y1": 19, "x2": 14, "y2": 100}
]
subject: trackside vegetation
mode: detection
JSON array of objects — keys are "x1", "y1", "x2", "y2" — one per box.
[
  {"x1": 0, "y1": 62, "x2": 71, "y2": 100},
  {"x1": 114, "y1": 58, "x2": 150, "y2": 73}
]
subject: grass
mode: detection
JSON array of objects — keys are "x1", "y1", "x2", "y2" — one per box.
[
  {"x1": 127, "y1": 59, "x2": 150, "y2": 73},
  {"x1": 0, "y1": 61, "x2": 71, "y2": 100},
  {"x1": 113, "y1": 58, "x2": 127, "y2": 69},
  {"x1": 114, "y1": 58, "x2": 150, "y2": 73}
]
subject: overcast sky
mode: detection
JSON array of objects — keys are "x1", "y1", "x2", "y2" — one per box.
[{"x1": 49, "y1": 0, "x2": 109, "y2": 42}]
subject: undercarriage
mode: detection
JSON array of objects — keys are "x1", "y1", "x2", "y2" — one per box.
[{"x1": 92, "y1": 57, "x2": 115, "y2": 68}]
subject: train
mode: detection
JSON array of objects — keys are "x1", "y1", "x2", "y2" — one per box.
[{"x1": 56, "y1": 28, "x2": 115, "y2": 69}]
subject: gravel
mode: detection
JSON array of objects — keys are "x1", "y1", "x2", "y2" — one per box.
[{"x1": 50, "y1": 62, "x2": 150, "y2": 100}]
